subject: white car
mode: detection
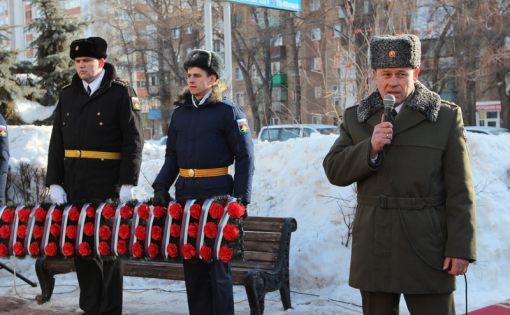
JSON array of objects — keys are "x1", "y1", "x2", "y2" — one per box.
[{"x1": 257, "y1": 124, "x2": 339, "y2": 142}]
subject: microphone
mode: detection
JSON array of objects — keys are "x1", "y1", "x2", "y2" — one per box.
[{"x1": 383, "y1": 94, "x2": 396, "y2": 122}]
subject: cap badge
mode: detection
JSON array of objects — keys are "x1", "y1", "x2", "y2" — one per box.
[
  {"x1": 388, "y1": 50, "x2": 396, "y2": 58},
  {"x1": 75, "y1": 45, "x2": 79, "y2": 51}
]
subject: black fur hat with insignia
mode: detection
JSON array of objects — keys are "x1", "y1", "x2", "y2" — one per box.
[
  {"x1": 70, "y1": 37, "x2": 108, "y2": 60},
  {"x1": 183, "y1": 49, "x2": 224, "y2": 78},
  {"x1": 369, "y1": 34, "x2": 421, "y2": 69}
]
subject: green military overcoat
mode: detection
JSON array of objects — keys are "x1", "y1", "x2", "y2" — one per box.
[{"x1": 323, "y1": 81, "x2": 476, "y2": 294}]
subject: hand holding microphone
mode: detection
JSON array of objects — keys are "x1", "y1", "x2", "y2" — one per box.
[{"x1": 370, "y1": 94, "x2": 395, "y2": 155}]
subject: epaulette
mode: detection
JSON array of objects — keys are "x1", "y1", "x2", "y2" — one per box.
[
  {"x1": 440, "y1": 99, "x2": 458, "y2": 108},
  {"x1": 112, "y1": 79, "x2": 129, "y2": 87},
  {"x1": 221, "y1": 97, "x2": 237, "y2": 108}
]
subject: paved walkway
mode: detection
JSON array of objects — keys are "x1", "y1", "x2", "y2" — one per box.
[{"x1": 0, "y1": 297, "x2": 72, "y2": 315}]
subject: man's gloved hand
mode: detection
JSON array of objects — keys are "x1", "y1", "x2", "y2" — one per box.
[
  {"x1": 153, "y1": 188, "x2": 171, "y2": 205},
  {"x1": 49, "y1": 185, "x2": 67, "y2": 205},
  {"x1": 119, "y1": 185, "x2": 134, "y2": 203}
]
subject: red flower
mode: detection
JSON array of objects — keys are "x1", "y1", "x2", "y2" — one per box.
[
  {"x1": 151, "y1": 226, "x2": 162, "y2": 241},
  {"x1": 84, "y1": 222, "x2": 94, "y2": 237},
  {"x1": 99, "y1": 225, "x2": 112, "y2": 240},
  {"x1": 86, "y1": 206, "x2": 95, "y2": 218},
  {"x1": 200, "y1": 245, "x2": 212, "y2": 261},
  {"x1": 62, "y1": 242, "x2": 74, "y2": 256},
  {"x1": 138, "y1": 204, "x2": 150, "y2": 220},
  {"x1": 34, "y1": 207, "x2": 46, "y2": 222},
  {"x1": 117, "y1": 240, "x2": 127, "y2": 255},
  {"x1": 50, "y1": 224, "x2": 61, "y2": 237},
  {"x1": 51, "y1": 209, "x2": 62, "y2": 222},
  {"x1": 181, "y1": 243, "x2": 196, "y2": 260},
  {"x1": 0, "y1": 243, "x2": 7, "y2": 256},
  {"x1": 209, "y1": 203, "x2": 224, "y2": 220},
  {"x1": 227, "y1": 202, "x2": 245, "y2": 219},
  {"x1": 148, "y1": 243, "x2": 159, "y2": 258},
  {"x1": 18, "y1": 208, "x2": 31, "y2": 223},
  {"x1": 223, "y1": 224, "x2": 239, "y2": 241},
  {"x1": 166, "y1": 243, "x2": 178, "y2": 258},
  {"x1": 102, "y1": 204, "x2": 115, "y2": 220},
  {"x1": 188, "y1": 223, "x2": 198, "y2": 239},
  {"x1": 45, "y1": 242, "x2": 58, "y2": 256},
  {"x1": 169, "y1": 203, "x2": 183, "y2": 220},
  {"x1": 68, "y1": 206, "x2": 80, "y2": 221},
  {"x1": 135, "y1": 225, "x2": 146, "y2": 240},
  {"x1": 17, "y1": 225, "x2": 27, "y2": 239},
  {"x1": 29, "y1": 242, "x2": 40, "y2": 256},
  {"x1": 0, "y1": 225, "x2": 10, "y2": 238},
  {"x1": 99, "y1": 241, "x2": 110, "y2": 256},
  {"x1": 132, "y1": 242, "x2": 143, "y2": 257},
  {"x1": 190, "y1": 204, "x2": 201, "y2": 219},
  {"x1": 153, "y1": 206, "x2": 166, "y2": 219},
  {"x1": 204, "y1": 222, "x2": 218, "y2": 239},
  {"x1": 218, "y1": 246, "x2": 233, "y2": 263},
  {"x1": 66, "y1": 225, "x2": 77, "y2": 240},
  {"x1": 119, "y1": 224, "x2": 130, "y2": 240},
  {"x1": 120, "y1": 206, "x2": 133, "y2": 220},
  {"x1": 78, "y1": 242, "x2": 92, "y2": 256},
  {"x1": 32, "y1": 225, "x2": 43, "y2": 238},
  {"x1": 170, "y1": 223, "x2": 181, "y2": 238},
  {"x1": 13, "y1": 241, "x2": 24, "y2": 255},
  {"x1": 1, "y1": 209, "x2": 14, "y2": 223}
]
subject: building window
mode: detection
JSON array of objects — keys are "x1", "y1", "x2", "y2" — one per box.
[
  {"x1": 136, "y1": 81, "x2": 146, "y2": 88},
  {"x1": 338, "y1": 5, "x2": 346, "y2": 18},
  {"x1": 172, "y1": 28, "x2": 180, "y2": 39},
  {"x1": 333, "y1": 24, "x2": 342, "y2": 38},
  {"x1": 235, "y1": 92, "x2": 245, "y2": 106},
  {"x1": 310, "y1": 0, "x2": 320, "y2": 11},
  {"x1": 270, "y1": 116, "x2": 281, "y2": 125},
  {"x1": 364, "y1": 0, "x2": 370, "y2": 14},
  {"x1": 272, "y1": 34, "x2": 283, "y2": 47},
  {"x1": 63, "y1": 0, "x2": 81, "y2": 10},
  {"x1": 311, "y1": 28, "x2": 321, "y2": 41},
  {"x1": 295, "y1": 31, "x2": 301, "y2": 46},
  {"x1": 505, "y1": 36, "x2": 510, "y2": 51},
  {"x1": 186, "y1": 26, "x2": 192, "y2": 34},
  {"x1": 312, "y1": 58, "x2": 321, "y2": 72},
  {"x1": 314, "y1": 86, "x2": 322, "y2": 98},
  {"x1": 312, "y1": 114, "x2": 322, "y2": 124},
  {"x1": 235, "y1": 67, "x2": 243, "y2": 80},
  {"x1": 271, "y1": 61, "x2": 281, "y2": 75}
]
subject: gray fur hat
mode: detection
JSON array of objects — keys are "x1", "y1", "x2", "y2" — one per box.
[
  {"x1": 183, "y1": 49, "x2": 224, "y2": 78},
  {"x1": 369, "y1": 34, "x2": 421, "y2": 69}
]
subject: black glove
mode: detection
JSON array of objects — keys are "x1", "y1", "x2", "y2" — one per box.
[{"x1": 153, "y1": 188, "x2": 172, "y2": 206}]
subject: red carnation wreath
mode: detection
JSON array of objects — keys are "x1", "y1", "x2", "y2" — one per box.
[
  {"x1": 41, "y1": 205, "x2": 63, "y2": 257},
  {"x1": 25, "y1": 205, "x2": 48, "y2": 257},
  {"x1": 145, "y1": 204, "x2": 167, "y2": 260},
  {"x1": 212, "y1": 197, "x2": 246, "y2": 263},
  {"x1": 93, "y1": 202, "x2": 116, "y2": 257},
  {"x1": 0, "y1": 206, "x2": 15, "y2": 257},
  {"x1": 111, "y1": 201, "x2": 135, "y2": 257},
  {"x1": 129, "y1": 203, "x2": 150, "y2": 258},
  {"x1": 162, "y1": 202, "x2": 183, "y2": 260},
  {"x1": 75, "y1": 203, "x2": 96, "y2": 257}
]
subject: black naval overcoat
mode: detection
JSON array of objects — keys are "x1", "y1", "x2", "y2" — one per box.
[{"x1": 46, "y1": 62, "x2": 143, "y2": 202}]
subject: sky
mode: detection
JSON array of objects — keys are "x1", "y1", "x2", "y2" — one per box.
[{"x1": 1, "y1": 101, "x2": 510, "y2": 314}]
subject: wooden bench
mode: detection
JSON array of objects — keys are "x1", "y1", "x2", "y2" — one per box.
[{"x1": 34, "y1": 216, "x2": 297, "y2": 315}]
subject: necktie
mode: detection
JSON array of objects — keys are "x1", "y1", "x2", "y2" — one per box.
[
  {"x1": 87, "y1": 85, "x2": 92, "y2": 96},
  {"x1": 391, "y1": 109, "x2": 398, "y2": 119}
]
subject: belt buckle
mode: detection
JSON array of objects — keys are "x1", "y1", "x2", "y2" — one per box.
[
  {"x1": 76, "y1": 150, "x2": 82, "y2": 158},
  {"x1": 188, "y1": 169, "x2": 195, "y2": 177},
  {"x1": 379, "y1": 195, "x2": 388, "y2": 209}
]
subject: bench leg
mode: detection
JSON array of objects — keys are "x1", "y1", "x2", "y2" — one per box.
[
  {"x1": 279, "y1": 278, "x2": 291, "y2": 310},
  {"x1": 35, "y1": 257, "x2": 55, "y2": 304},
  {"x1": 244, "y1": 271, "x2": 266, "y2": 315}
]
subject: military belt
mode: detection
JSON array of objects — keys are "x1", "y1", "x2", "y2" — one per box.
[
  {"x1": 179, "y1": 167, "x2": 229, "y2": 178},
  {"x1": 357, "y1": 195, "x2": 444, "y2": 210},
  {"x1": 64, "y1": 150, "x2": 121, "y2": 160}
]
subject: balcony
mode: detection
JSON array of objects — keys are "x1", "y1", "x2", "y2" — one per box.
[{"x1": 270, "y1": 45, "x2": 286, "y2": 60}]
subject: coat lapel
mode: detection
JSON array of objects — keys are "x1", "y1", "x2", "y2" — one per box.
[{"x1": 393, "y1": 107, "x2": 426, "y2": 135}]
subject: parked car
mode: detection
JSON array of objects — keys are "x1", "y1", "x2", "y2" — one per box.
[
  {"x1": 464, "y1": 126, "x2": 510, "y2": 135},
  {"x1": 258, "y1": 124, "x2": 339, "y2": 142}
]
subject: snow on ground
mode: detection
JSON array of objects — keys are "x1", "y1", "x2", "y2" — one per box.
[
  {"x1": 14, "y1": 98, "x2": 55, "y2": 124},
  {"x1": 1, "y1": 126, "x2": 510, "y2": 314}
]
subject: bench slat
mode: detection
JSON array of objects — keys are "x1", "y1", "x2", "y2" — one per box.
[
  {"x1": 243, "y1": 231, "x2": 281, "y2": 242},
  {"x1": 244, "y1": 221, "x2": 284, "y2": 232},
  {"x1": 243, "y1": 251, "x2": 277, "y2": 262},
  {"x1": 243, "y1": 240, "x2": 279, "y2": 252}
]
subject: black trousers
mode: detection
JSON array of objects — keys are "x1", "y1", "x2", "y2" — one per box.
[
  {"x1": 361, "y1": 290, "x2": 455, "y2": 315},
  {"x1": 75, "y1": 256, "x2": 123, "y2": 315},
  {"x1": 183, "y1": 259, "x2": 234, "y2": 315}
]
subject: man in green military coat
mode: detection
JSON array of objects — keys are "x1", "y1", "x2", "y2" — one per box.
[{"x1": 323, "y1": 34, "x2": 476, "y2": 315}]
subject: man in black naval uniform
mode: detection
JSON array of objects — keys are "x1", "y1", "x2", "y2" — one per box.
[
  {"x1": 0, "y1": 113, "x2": 9, "y2": 205},
  {"x1": 152, "y1": 49, "x2": 254, "y2": 315},
  {"x1": 46, "y1": 36, "x2": 143, "y2": 315}
]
